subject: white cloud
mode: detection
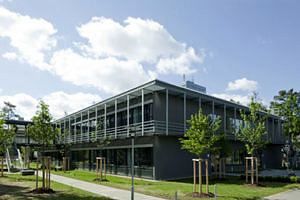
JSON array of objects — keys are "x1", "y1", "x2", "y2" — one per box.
[
  {"x1": 212, "y1": 93, "x2": 251, "y2": 106},
  {"x1": 1, "y1": 7, "x2": 205, "y2": 94},
  {"x1": 50, "y1": 48, "x2": 155, "y2": 94},
  {"x1": 226, "y1": 78, "x2": 258, "y2": 92},
  {"x1": 76, "y1": 17, "x2": 205, "y2": 75},
  {"x1": 156, "y1": 47, "x2": 205, "y2": 75},
  {"x1": 0, "y1": 6, "x2": 57, "y2": 71},
  {"x1": 42, "y1": 91, "x2": 101, "y2": 119},
  {"x1": 0, "y1": 91, "x2": 101, "y2": 120},
  {"x1": 2, "y1": 52, "x2": 17, "y2": 60}
]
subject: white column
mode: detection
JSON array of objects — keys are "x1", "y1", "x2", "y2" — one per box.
[
  {"x1": 95, "y1": 107, "x2": 98, "y2": 141},
  {"x1": 80, "y1": 112, "x2": 83, "y2": 142},
  {"x1": 87, "y1": 110, "x2": 90, "y2": 141},
  {"x1": 234, "y1": 107, "x2": 237, "y2": 141},
  {"x1": 74, "y1": 116, "x2": 76, "y2": 143},
  {"x1": 127, "y1": 95, "x2": 130, "y2": 137},
  {"x1": 184, "y1": 93, "x2": 186, "y2": 134},
  {"x1": 115, "y1": 99, "x2": 117, "y2": 138},
  {"x1": 69, "y1": 117, "x2": 71, "y2": 143},
  {"x1": 166, "y1": 89, "x2": 169, "y2": 136},
  {"x1": 142, "y1": 89, "x2": 144, "y2": 136},
  {"x1": 224, "y1": 104, "x2": 226, "y2": 133},
  {"x1": 64, "y1": 119, "x2": 66, "y2": 144},
  {"x1": 104, "y1": 104, "x2": 107, "y2": 138}
]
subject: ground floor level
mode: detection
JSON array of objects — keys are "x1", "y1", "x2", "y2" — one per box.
[{"x1": 44, "y1": 135, "x2": 285, "y2": 180}]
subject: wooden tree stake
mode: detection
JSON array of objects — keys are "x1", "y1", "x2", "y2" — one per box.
[
  {"x1": 193, "y1": 160, "x2": 196, "y2": 192},
  {"x1": 205, "y1": 160, "x2": 209, "y2": 193},
  {"x1": 246, "y1": 158, "x2": 248, "y2": 183}
]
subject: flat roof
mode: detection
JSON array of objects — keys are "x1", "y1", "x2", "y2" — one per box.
[{"x1": 55, "y1": 79, "x2": 281, "y2": 121}]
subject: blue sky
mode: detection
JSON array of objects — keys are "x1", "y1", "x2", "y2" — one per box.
[{"x1": 0, "y1": 0, "x2": 299, "y2": 120}]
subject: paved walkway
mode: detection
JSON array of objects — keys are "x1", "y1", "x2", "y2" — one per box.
[
  {"x1": 262, "y1": 188, "x2": 300, "y2": 200},
  {"x1": 41, "y1": 173, "x2": 165, "y2": 200}
]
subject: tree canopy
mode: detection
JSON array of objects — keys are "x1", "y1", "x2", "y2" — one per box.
[
  {"x1": 28, "y1": 100, "x2": 60, "y2": 154},
  {"x1": 270, "y1": 89, "x2": 300, "y2": 145},
  {"x1": 180, "y1": 109, "x2": 224, "y2": 158},
  {"x1": 0, "y1": 113, "x2": 15, "y2": 155},
  {"x1": 235, "y1": 99, "x2": 269, "y2": 156}
]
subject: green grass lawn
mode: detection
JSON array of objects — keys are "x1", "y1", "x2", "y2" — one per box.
[
  {"x1": 0, "y1": 173, "x2": 111, "y2": 200},
  {"x1": 52, "y1": 169, "x2": 300, "y2": 200}
]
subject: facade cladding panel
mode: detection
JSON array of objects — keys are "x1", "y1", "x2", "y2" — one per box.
[{"x1": 46, "y1": 80, "x2": 285, "y2": 180}]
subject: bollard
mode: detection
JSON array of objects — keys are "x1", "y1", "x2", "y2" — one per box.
[
  {"x1": 175, "y1": 191, "x2": 178, "y2": 200},
  {"x1": 214, "y1": 184, "x2": 217, "y2": 200}
]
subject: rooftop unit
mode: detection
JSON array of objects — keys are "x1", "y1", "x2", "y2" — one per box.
[{"x1": 182, "y1": 80, "x2": 206, "y2": 93}]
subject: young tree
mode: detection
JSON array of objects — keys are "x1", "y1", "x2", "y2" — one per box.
[
  {"x1": 28, "y1": 100, "x2": 60, "y2": 190},
  {"x1": 270, "y1": 89, "x2": 300, "y2": 171},
  {"x1": 0, "y1": 113, "x2": 15, "y2": 177},
  {"x1": 212, "y1": 136, "x2": 231, "y2": 179},
  {"x1": 234, "y1": 99, "x2": 269, "y2": 184},
  {"x1": 180, "y1": 109, "x2": 224, "y2": 194}
]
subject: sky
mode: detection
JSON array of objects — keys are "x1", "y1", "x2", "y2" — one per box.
[{"x1": 0, "y1": 0, "x2": 299, "y2": 120}]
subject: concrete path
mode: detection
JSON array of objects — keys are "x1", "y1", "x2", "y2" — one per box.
[
  {"x1": 262, "y1": 188, "x2": 300, "y2": 200},
  {"x1": 41, "y1": 173, "x2": 165, "y2": 200}
]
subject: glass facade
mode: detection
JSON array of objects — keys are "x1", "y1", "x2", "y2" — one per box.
[{"x1": 67, "y1": 147, "x2": 154, "y2": 179}]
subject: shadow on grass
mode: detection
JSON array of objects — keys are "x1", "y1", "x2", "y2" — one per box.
[
  {"x1": 168, "y1": 176, "x2": 297, "y2": 188},
  {"x1": 0, "y1": 182, "x2": 109, "y2": 200}
]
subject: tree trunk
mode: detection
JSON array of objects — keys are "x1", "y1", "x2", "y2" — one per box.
[
  {"x1": 205, "y1": 160, "x2": 209, "y2": 193},
  {"x1": 219, "y1": 159, "x2": 221, "y2": 178}
]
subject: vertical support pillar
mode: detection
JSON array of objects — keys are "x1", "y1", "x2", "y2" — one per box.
[
  {"x1": 115, "y1": 99, "x2": 117, "y2": 138},
  {"x1": 88, "y1": 110, "x2": 90, "y2": 141},
  {"x1": 69, "y1": 117, "x2": 71, "y2": 143},
  {"x1": 64, "y1": 119, "x2": 66, "y2": 144},
  {"x1": 142, "y1": 89, "x2": 144, "y2": 136},
  {"x1": 224, "y1": 104, "x2": 226, "y2": 133},
  {"x1": 166, "y1": 89, "x2": 168, "y2": 136},
  {"x1": 74, "y1": 116, "x2": 77, "y2": 143},
  {"x1": 104, "y1": 104, "x2": 107, "y2": 138},
  {"x1": 234, "y1": 107, "x2": 237, "y2": 141},
  {"x1": 127, "y1": 95, "x2": 130, "y2": 137},
  {"x1": 184, "y1": 93, "x2": 186, "y2": 134},
  {"x1": 95, "y1": 106, "x2": 98, "y2": 141},
  {"x1": 80, "y1": 112, "x2": 83, "y2": 142}
]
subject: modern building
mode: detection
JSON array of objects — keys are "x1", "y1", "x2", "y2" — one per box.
[{"x1": 49, "y1": 79, "x2": 285, "y2": 180}]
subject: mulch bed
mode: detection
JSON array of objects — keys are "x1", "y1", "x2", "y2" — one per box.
[
  {"x1": 243, "y1": 183, "x2": 265, "y2": 188},
  {"x1": 93, "y1": 178, "x2": 109, "y2": 182},
  {"x1": 29, "y1": 188, "x2": 56, "y2": 194},
  {"x1": 186, "y1": 192, "x2": 215, "y2": 198}
]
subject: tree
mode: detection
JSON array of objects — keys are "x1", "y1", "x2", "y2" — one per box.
[
  {"x1": 28, "y1": 100, "x2": 60, "y2": 191},
  {"x1": 180, "y1": 109, "x2": 223, "y2": 194},
  {"x1": 270, "y1": 89, "x2": 300, "y2": 171},
  {"x1": 0, "y1": 113, "x2": 15, "y2": 177},
  {"x1": 2, "y1": 101, "x2": 16, "y2": 120},
  {"x1": 234, "y1": 99, "x2": 269, "y2": 184},
  {"x1": 212, "y1": 136, "x2": 231, "y2": 179}
]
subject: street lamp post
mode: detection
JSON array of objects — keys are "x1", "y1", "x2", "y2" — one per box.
[
  {"x1": 130, "y1": 131, "x2": 135, "y2": 200},
  {"x1": 127, "y1": 125, "x2": 140, "y2": 200}
]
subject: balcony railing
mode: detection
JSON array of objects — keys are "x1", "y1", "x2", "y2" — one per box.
[{"x1": 60, "y1": 120, "x2": 187, "y2": 144}]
